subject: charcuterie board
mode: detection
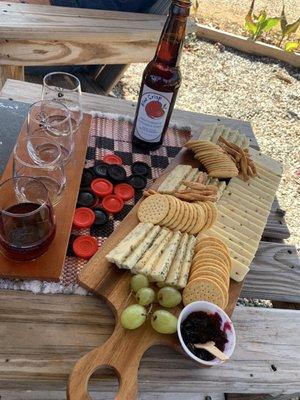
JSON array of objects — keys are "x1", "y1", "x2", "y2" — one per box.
[
  {"x1": 0, "y1": 114, "x2": 92, "y2": 281},
  {"x1": 67, "y1": 128, "x2": 282, "y2": 400}
]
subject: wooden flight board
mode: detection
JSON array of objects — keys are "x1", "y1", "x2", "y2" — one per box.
[
  {"x1": 0, "y1": 113, "x2": 92, "y2": 281},
  {"x1": 67, "y1": 144, "x2": 246, "y2": 400}
]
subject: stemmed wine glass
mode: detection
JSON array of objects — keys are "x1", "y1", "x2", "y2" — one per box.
[{"x1": 42, "y1": 72, "x2": 83, "y2": 133}]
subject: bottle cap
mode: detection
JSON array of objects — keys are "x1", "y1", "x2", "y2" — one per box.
[
  {"x1": 91, "y1": 178, "x2": 113, "y2": 197},
  {"x1": 77, "y1": 190, "x2": 97, "y2": 208},
  {"x1": 73, "y1": 207, "x2": 95, "y2": 229},
  {"x1": 131, "y1": 161, "x2": 151, "y2": 177},
  {"x1": 114, "y1": 183, "x2": 135, "y2": 201},
  {"x1": 102, "y1": 194, "x2": 124, "y2": 214},
  {"x1": 127, "y1": 174, "x2": 147, "y2": 190},
  {"x1": 107, "y1": 164, "x2": 127, "y2": 183},
  {"x1": 93, "y1": 163, "x2": 109, "y2": 179},
  {"x1": 80, "y1": 168, "x2": 95, "y2": 188},
  {"x1": 93, "y1": 208, "x2": 109, "y2": 226},
  {"x1": 103, "y1": 154, "x2": 123, "y2": 165},
  {"x1": 73, "y1": 235, "x2": 98, "y2": 259}
]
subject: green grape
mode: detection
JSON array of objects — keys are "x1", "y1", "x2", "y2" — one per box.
[
  {"x1": 121, "y1": 304, "x2": 147, "y2": 330},
  {"x1": 151, "y1": 310, "x2": 178, "y2": 334},
  {"x1": 157, "y1": 286, "x2": 182, "y2": 308},
  {"x1": 156, "y1": 282, "x2": 165, "y2": 288},
  {"x1": 136, "y1": 287, "x2": 155, "y2": 306},
  {"x1": 130, "y1": 274, "x2": 149, "y2": 292}
]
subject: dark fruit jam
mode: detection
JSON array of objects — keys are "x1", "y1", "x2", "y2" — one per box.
[
  {"x1": 0, "y1": 202, "x2": 56, "y2": 261},
  {"x1": 181, "y1": 311, "x2": 228, "y2": 361}
]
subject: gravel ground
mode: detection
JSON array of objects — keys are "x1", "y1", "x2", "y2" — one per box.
[
  {"x1": 114, "y1": 34, "x2": 300, "y2": 254},
  {"x1": 194, "y1": 0, "x2": 300, "y2": 45}
]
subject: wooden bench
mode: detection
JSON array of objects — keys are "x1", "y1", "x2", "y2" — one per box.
[{"x1": 0, "y1": 79, "x2": 299, "y2": 400}]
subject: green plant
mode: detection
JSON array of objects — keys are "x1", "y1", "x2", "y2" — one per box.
[
  {"x1": 279, "y1": 3, "x2": 300, "y2": 48},
  {"x1": 245, "y1": 0, "x2": 280, "y2": 40},
  {"x1": 284, "y1": 40, "x2": 300, "y2": 52}
]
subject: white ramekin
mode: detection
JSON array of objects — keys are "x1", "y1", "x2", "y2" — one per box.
[{"x1": 177, "y1": 301, "x2": 236, "y2": 366}]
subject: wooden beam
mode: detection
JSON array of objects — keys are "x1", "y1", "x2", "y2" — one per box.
[
  {"x1": 196, "y1": 23, "x2": 300, "y2": 69},
  {"x1": 0, "y1": 65, "x2": 23, "y2": 89},
  {"x1": 0, "y1": 291, "x2": 299, "y2": 395},
  {"x1": 242, "y1": 242, "x2": 300, "y2": 303},
  {"x1": 0, "y1": 3, "x2": 165, "y2": 66}
]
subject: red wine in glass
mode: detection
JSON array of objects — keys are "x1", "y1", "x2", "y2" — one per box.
[{"x1": 0, "y1": 177, "x2": 56, "y2": 262}]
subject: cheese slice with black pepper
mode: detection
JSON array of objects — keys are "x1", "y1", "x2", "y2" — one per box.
[
  {"x1": 106, "y1": 222, "x2": 153, "y2": 267},
  {"x1": 122, "y1": 225, "x2": 161, "y2": 271},
  {"x1": 177, "y1": 235, "x2": 196, "y2": 288},
  {"x1": 158, "y1": 165, "x2": 192, "y2": 194},
  {"x1": 165, "y1": 232, "x2": 189, "y2": 286},
  {"x1": 149, "y1": 231, "x2": 182, "y2": 282}
]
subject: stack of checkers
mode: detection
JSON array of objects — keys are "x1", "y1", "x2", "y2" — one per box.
[
  {"x1": 137, "y1": 193, "x2": 218, "y2": 235},
  {"x1": 185, "y1": 140, "x2": 239, "y2": 178},
  {"x1": 106, "y1": 222, "x2": 196, "y2": 288},
  {"x1": 183, "y1": 237, "x2": 231, "y2": 310}
]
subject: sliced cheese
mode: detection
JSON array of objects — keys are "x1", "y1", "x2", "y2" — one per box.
[
  {"x1": 178, "y1": 168, "x2": 199, "y2": 190},
  {"x1": 165, "y1": 232, "x2": 189, "y2": 286},
  {"x1": 106, "y1": 223, "x2": 153, "y2": 267},
  {"x1": 122, "y1": 225, "x2": 161, "y2": 271},
  {"x1": 158, "y1": 165, "x2": 192, "y2": 194},
  {"x1": 230, "y1": 259, "x2": 250, "y2": 282},
  {"x1": 217, "y1": 204, "x2": 264, "y2": 235},
  {"x1": 138, "y1": 230, "x2": 173, "y2": 274},
  {"x1": 177, "y1": 235, "x2": 196, "y2": 288},
  {"x1": 149, "y1": 231, "x2": 182, "y2": 282}
]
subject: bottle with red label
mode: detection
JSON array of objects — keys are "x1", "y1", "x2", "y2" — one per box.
[{"x1": 132, "y1": 0, "x2": 191, "y2": 150}]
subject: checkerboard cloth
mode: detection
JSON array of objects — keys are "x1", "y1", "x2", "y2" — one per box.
[{"x1": 61, "y1": 113, "x2": 191, "y2": 286}]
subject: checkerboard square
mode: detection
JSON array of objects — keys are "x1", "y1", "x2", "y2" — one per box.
[
  {"x1": 95, "y1": 136, "x2": 114, "y2": 150},
  {"x1": 150, "y1": 154, "x2": 169, "y2": 170},
  {"x1": 115, "y1": 151, "x2": 133, "y2": 166},
  {"x1": 90, "y1": 219, "x2": 115, "y2": 238},
  {"x1": 86, "y1": 147, "x2": 96, "y2": 160},
  {"x1": 166, "y1": 146, "x2": 181, "y2": 158}
]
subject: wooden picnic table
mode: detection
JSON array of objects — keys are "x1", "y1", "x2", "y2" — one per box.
[{"x1": 0, "y1": 79, "x2": 299, "y2": 400}]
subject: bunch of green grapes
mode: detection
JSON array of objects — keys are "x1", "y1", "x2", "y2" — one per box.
[{"x1": 120, "y1": 275, "x2": 181, "y2": 335}]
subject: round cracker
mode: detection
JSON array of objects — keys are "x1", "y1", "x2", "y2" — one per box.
[
  {"x1": 160, "y1": 195, "x2": 178, "y2": 226},
  {"x1": 182, "y1": 203, "x2": 197, "y2": 233},
  {"x1": 189, "y1": 203, "x2": 206, "y2": 235},
  {"x1": 191, "y1": 259, "x2": 229, "y2": 276},
  {"x1": 196, "y1": 236, "x2": 229, "y2": 254},
  {"x1": 175, "y1": 202, "x2": 190, "y2": 231},
  {"x1": 190, "y1": 267, "x2": 229, "y2": 289},
  {"x1": 193, "y1": 249, "x2": 231, "y2": 271},
  {"x1": 183, "y1": 277, "x2": 225, "y2": 308},
  {"x1": 164, "y1": 197, "x2": 181, "y2": 228},
  {"x1": 199, "y1": 202, "x2": 213, "y2": 232},
  {"x1": 138, "y1": 194, "x2": 169, "y2": 224},
  {"x1": 189, "y1": 272, "x2": 228, "y2": 302}
]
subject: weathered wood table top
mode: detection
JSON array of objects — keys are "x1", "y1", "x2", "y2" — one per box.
[{"x1": 0, "y1": 79, "x2": 299, "y2": 400}]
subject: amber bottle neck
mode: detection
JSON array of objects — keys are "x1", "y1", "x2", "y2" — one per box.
[{"x1": 154, "y1": 0, "x2": 191, "y2": 67}]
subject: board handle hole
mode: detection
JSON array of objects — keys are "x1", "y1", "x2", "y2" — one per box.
[{"x1": 88, "y1": 365, "x2": 119, "y2": 400}]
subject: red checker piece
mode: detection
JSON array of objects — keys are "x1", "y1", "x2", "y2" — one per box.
[
  {"x1": 73, "y1": 207, "x2": 95, "y2": 229},
  {"x1": 114, "y1": 183, "x2": 134, "y2": 201},
  {"x1": 91, "y1": 178, "x2": 113, "y2": 197},
  {"x1": 73, "y1": 235, "x2": 98, "y2": 259},
  {"x1": 103, "y1": 154, "x2": 123, "y2": 165},
  {"x1": 102, "y1": 194, "x2": 124, "y2": 214}
]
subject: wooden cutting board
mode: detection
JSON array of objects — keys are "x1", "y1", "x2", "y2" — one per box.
[
  {"x1": 0, "y1": 113, "x2": 92, "y2": 281},
  {"x1": 67, "y1": 145, "x2": 244, "y2": 400}
]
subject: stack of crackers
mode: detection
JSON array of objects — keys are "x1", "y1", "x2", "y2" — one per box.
[
  {"x1": 106, "y1": 222, "x2": 196, "y2": 288},
  {"x1": 185, "y1": 140, "x2": 239, "y2": 178},
  {"x1": 138, "y1": 193, "x2": 218, "y2": 235},
  {"x1": 183, "y1": 237, "x2": 231, "y2": 310}
]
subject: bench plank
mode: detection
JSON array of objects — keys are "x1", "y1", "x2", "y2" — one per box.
[
  {"x1": 0, "y1": 291, "x2": 299, "y2": 395},
  {"x1": 242, "y1": 242, "x2": 300, "y2": 302}
]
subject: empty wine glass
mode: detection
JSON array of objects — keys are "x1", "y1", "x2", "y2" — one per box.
[
  {"x1": 42, "y1": 72, "x2": 83, "y2": 133},
  {"x1": 27, "y1": 100, "x2": 74, "y2": 165},
  {"x1": 13, "y1": 137, "x2": 66, "y2": 206},
  {"x1": 0, "y1": 177, "x2": 56, "y2": 261}
]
